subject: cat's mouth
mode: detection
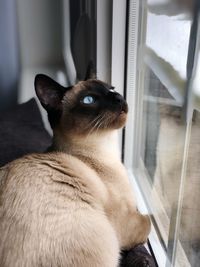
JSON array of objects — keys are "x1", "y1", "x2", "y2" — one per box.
[
  {"x1": 116, "y1": 100, "x2": 128, "y2": 119},
  {"x1": 110, "y1": 102, "x2": 128, "y2": 129},
  {"x1": 120, "y1": 102, "x2": 128, "y2": 114}
]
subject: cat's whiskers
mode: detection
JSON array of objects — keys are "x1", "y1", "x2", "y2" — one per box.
[
  {"x1": 86, "y1": 117, "x2": 103, "y2": 138},
  {"x1": 85, "y1": 114, "x2": 102, "y2": 130},
  {"x1": 84, "y1": 116, "x2": 102, "y2": 141},
  {"x1": 106, "y1": 115, "x2": 114, "y2": 127},
  {"x1": 91, "y1": 113, "x2": 109, "y2": 137},
  {"x1": 85, "y1": 113, "x2": 106, "y2": 140},
  {"x1": 94, "y1": 114, "x2": 107, "y2": 133}
]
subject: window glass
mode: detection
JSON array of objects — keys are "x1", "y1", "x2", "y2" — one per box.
[
  {"x1": 141, "y1": 67, "x2": 187, "y2": 246},
  {"x1": 174, "y1": 111, "x2": 200, "y2": 267},
  {"x1": 135, "y1": 0, "x2": 196, "y2": 260}
]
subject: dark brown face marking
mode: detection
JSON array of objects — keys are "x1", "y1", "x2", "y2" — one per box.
[{"x1": 35, "y1": 74, "x2": 128, "y2": 134}]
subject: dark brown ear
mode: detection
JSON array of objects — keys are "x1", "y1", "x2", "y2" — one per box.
[
  {"x1": 84, "y1": 60, "x2": 96, "y2": 80},
  {"x1": 35, "y1": 74, "x2": 68, "y2": 111}
]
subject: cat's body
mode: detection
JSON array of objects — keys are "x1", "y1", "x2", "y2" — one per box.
[{"x1": 0, "y1": 75, "x2": 150, "y2": 267}]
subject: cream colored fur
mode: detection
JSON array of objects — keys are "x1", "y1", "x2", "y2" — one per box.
[{"x1": 0, "y1": 126, "x2": 150, "y2": 267}]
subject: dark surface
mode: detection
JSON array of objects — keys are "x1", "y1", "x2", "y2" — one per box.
[
  {"x1": 120, "y1": 245, "x2": 157, "y2": 267},
  {"x1": 0, "y1": 99, "x2": 156, "y2": 266},
  {"x1": 0, "y1": 98, "x2": 51, "y2": 167}
]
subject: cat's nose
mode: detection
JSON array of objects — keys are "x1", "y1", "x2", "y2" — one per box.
[
  {"x1": 109, "y1": 92, "x2": 128, "y2": 113},
  {"x1": 109, "y1": 91, "x2": 123, "y2": 103},
  {"x1": 114, "y1": 93, "x2": 124, "y2": 104}
]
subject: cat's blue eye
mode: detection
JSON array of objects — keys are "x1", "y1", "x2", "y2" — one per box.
[{"x1": 82, "y1": 96, "x2": 95, "y2": 104}]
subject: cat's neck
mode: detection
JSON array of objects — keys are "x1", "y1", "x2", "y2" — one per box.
[{"x1": 52, "y1": 130, "x2": 121, "y2": 164}]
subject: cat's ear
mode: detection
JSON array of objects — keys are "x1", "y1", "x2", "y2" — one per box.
[
  {"x1": 35, "y1": 74, "x2": 68, "y2": 111},
  {"x1": 84, "y1": 61, "x2": 96, "y2": 80}
]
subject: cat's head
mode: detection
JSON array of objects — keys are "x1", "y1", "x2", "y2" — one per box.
[{"x1": 35, "y1": 74, "x2": 128, "y2": 135}]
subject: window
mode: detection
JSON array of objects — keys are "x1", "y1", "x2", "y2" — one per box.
[{"x1": 123, "y1": 0, "x2": 200, "y2": 266}]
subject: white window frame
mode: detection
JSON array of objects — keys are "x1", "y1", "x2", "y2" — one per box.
[
  {"x1": 110, "y1": 1, "x2": 167, "y2": 265},
  {"x1": 122, "y1": 1, "x2": 168, "y2": 265}
]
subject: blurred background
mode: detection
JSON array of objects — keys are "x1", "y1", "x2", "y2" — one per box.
[{"x1": 0, "y1": 0, "x2": 97, "y2": 112}]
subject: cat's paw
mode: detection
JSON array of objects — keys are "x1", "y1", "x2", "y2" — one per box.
[
  {"x1": 141, "y1": 215, "x2": 151, "y2": 243},
  {"x1": 134, "y1": 214, "x2": 151, "y2": 245}
]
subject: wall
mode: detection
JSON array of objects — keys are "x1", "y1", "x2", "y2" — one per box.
[{"x1": 0, "y1": 0, "x2": 19, "y2": 110}]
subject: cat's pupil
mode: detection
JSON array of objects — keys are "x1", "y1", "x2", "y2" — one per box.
[{"x1": 83, "y1": 96, "x2": 95, "y2": 104}]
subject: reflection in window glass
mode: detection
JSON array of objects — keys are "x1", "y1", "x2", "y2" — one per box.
[
  {"x1": 146, "y1": 10, "x2": 191, "y2": 79},
  {"x1": 136, "y1": 0, "x2": 195, "y2": 261},
  {"x1": 142, "y1": 68, "x2": 186, "y2": 245},
  {"x1": 176, "y1": 111, "x2": 200, "y2": 267}
]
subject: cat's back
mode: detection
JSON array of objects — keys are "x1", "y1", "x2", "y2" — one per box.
[
  {"x1": 0, "y1": 152, "x2": 107, "y2": 227},
  {"x1": 0, "y1": 153, "x2": 117, "y2": 267},
  {"x1": 0, "y1": 152, "x2": 107, "y2": 205}
]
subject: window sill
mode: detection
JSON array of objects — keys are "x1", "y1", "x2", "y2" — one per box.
[{"x1": 127, "y1": 169, "x2": 167, "y2": 267}]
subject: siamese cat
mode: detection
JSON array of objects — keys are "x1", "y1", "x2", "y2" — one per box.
[{"x1": 0, "y1": 74, "x2": 151, "y2": 267}]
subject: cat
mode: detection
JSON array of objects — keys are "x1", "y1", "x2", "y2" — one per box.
[{"x1": 0, "y1": 74, "x2": 151, "y2": 267}]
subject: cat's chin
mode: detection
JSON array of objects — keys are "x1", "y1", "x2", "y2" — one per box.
[{"x1": 110, "y1": 111, "x2": 127, "y2": 129}]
